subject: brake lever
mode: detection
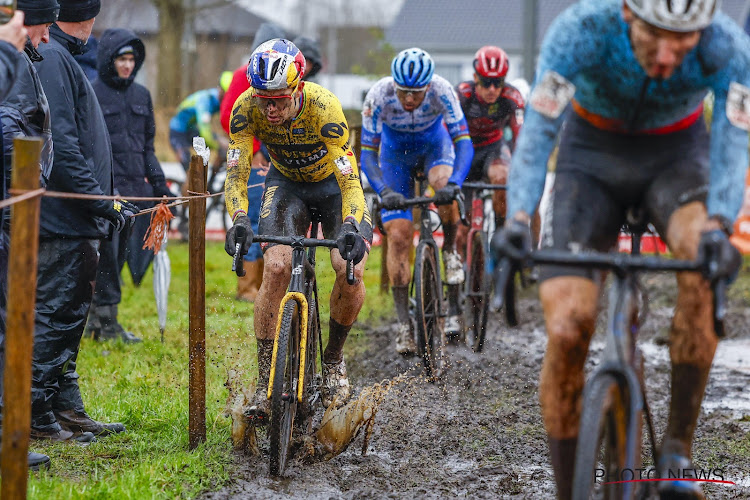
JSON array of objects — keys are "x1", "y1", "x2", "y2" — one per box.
[
  {"x1": 456, "y1": 192, "x2": 468, "y2": 226},
  {"x1": 345, "y1": 234, "x2": 356, "y2": 285},
  {"x1": 232, "y1": 225, "x2": 247, "y2": 277},
  {"x1": 712, "y1": 278, "x2": 727, "y2": 338}
]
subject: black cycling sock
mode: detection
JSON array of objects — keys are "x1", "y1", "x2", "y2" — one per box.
[
  {"x1": 548, "y1": 436, "x2": 577, "y2": 500},
  {"x1": 323, "y1": 319, "x2": 351, "y2": 364},
  {"x1": 392, "y1": 286, "x2": 410, "y2": 324},
  {"x1": 256, "y1": 339, "x2": 274, "y2": 392}
]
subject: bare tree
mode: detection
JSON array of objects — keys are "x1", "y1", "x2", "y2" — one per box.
[{"x1": 149, "y1": 0, "x2": 233, "y2": 108}]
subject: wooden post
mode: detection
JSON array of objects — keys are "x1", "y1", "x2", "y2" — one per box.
[
  {"x1": 188, "y1": 154, "x2": 206, "y2": 449},
  {"x1": 1, "y1": 138, "x2": 42, "y2": 499}
]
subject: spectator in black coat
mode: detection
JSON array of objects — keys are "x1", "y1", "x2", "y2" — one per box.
[
  {"x1": 31, "y1": 0, "x2": 131, "y2": 442},
  {"x1": 86, "y1": 28, "x2": 169, "y2": 343},
  {"x1": 73, "y1": 34, "x2": 97, "y2": 82}
]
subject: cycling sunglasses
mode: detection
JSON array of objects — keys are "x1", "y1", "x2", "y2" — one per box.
[
  {"x1": 478, "y1": 76, "x2": 504, "y2": 89},
  {"x1": 395, "y1": 84, "x2": 428, "y2": 97}
]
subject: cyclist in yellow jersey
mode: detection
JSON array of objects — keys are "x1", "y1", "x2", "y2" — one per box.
[{"x1": 224, "y1": 39, "x2": 372, "y2": 420}]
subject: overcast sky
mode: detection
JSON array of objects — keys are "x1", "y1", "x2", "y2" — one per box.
[{"x1": 237, "y1": 0, "x2": 405, "y2": 35}]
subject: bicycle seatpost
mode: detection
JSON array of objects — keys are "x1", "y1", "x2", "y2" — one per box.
[{"x1": 232, "y1": 225, "x2": 247, "y2": 277}]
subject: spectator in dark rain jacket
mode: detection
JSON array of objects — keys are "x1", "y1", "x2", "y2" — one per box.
[
  {"x1": 73, "y1": 34, "x2": 97, "y2": 82},
  {"x1": 87, "y1": 28, "x2": 170, "y2": 343},
  {"x1": 0, "y1": 0, "x2": 56, "y2": 471},
  {"x1": 31, "y1": 0, "x2": 132, "y2": 443}
]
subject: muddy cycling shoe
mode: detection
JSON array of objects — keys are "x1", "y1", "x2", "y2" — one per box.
[
  {"x1": 55, "y1": 409, "x2": 125, "y2": 437},
  {"x1": 30, "y1": 426, "x2": 96, "y2": 444},
  {"x1": 443, "y1": 251, "x2": 465, "y2": 285},
  {"x1": 321, "y1": 359, "x2": 351, "y2": 408},
  {"x1": 244, "y1": 388, "x2": 271, "y2": 425},
  {"x1": 444, "y1": 315, "x2": 463, "y2": 339},
  {"x1": 28, "y1": 451, "x2": 51, "y2": 471},
  {"x1": 657, "y1": 452, "x2": 706, "y2": 500},
  {"x1": 395, "y1": 321, "x2": 417, "y2": 355}
]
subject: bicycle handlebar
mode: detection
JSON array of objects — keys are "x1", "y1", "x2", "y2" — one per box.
[
  {"x1": 492, "y1": 248, "x2": 729, "y2": 337},
  {"x1": 461, "y1": 182, "x2": 507, "y2": 191},
  {"x1": 375, "y1": 192, "x2": 468, "y2": 226},
  {"x1": 248, "y1": 234, "x2": 356, "y2": 285}
]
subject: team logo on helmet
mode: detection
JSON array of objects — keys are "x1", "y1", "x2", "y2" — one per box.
[{"x1": 247, "y1": 38, "x2": 306, "y2": 90}]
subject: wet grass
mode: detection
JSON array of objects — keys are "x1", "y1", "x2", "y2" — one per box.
[{"x1": 21, "y1": 241, "x2": 391, "y2": 499}]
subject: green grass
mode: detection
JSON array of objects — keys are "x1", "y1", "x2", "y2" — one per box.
[{"x1": 21, "y1": 241, "x2": 390, "y2": 499}]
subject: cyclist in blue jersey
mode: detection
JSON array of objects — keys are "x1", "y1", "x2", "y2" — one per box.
[
  {"x1": 492, "y1": 1, "x2": 749, "y2": 499},
  {"x1": 169, "y1": 76, "x2": 229, "y2": 172},
  {"x1": 361, "y1": 47, "x2": 473, "y2": 354}
]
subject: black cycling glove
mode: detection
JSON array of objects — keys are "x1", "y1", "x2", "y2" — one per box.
[
  {"x1": 336, "y1": 219, "x2": 368, "y2": 264},
  {"x1": 101, "y1": 200, "x2": 139, "y2": 232},
  {"x1": 697, "y1": 229, "x2": 741, "y2": 283},
  {"x1": 434, "y1": 182, "x2": 461, "y2": 205},
  {"x1": 225, "y1": 214, "x2": 254, "y2": 256},
  {"x1": 491, "y1": 218, "x2": 532, "y2": 261},
  {"x1": 379, "y1": 187, "x2": 406, "y2": 210}
]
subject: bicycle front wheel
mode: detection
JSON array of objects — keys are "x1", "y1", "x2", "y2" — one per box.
[
  {"x1": 464, "y1": 231, "x2": 490, "y2": 352},
  {"x1": 572, "y1": 373, "x2": 631, "y2": 500},
  {"x1": 269, "y1": 301, "x2": 300, "y2": 476},
  {"x1": 414, "y1": 243, "x2": 446, "y2": 380}
]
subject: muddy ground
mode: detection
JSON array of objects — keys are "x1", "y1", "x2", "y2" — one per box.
[{"x1": 204, "y1": 273, "x2": 750, "y2": 499}]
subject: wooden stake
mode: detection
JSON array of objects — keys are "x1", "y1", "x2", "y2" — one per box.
[
  {"x1": 188, "y1": 154, "x2": 206, "y2": 449},
  {"x1": 1, "y1": 138, "x2": 42, "y2": 499}
]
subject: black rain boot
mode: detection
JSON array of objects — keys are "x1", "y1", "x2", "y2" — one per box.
[
  {"x1": 98, "y1": 305, "x2": 141, "y2": 344},
  {"x1": 85, "y1": 306, "x2": 102, "y2": 340}
]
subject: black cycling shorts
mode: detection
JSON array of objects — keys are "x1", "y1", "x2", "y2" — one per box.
[
  {"x1": 257, "y1": 167, "x2": 373, "y2": 251},
  {"x1": 465, "y1": 140, "x2": 511, "y2": 182},
  {"x1": 539, "y1": 112, "x2": 709, "y2": 282}
]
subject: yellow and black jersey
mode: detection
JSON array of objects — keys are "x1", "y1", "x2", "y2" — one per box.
[{"x1": 225, "y1": 81, "x2": 367, "y2": 225}]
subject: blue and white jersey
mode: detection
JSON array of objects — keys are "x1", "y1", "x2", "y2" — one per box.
[
  {"x1": 360, "y1": 75, "x2": 473, "y2": 192},
  {"x1": 508, "y1": 0, "x2": 750, "y2": 222}
]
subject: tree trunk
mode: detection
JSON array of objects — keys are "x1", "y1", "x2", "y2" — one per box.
[{"x1": 154, "y1": 0, "x2": 186, "y2": 108}]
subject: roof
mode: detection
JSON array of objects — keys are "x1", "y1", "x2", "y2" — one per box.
[
  {"x1": 94, "y1": 0, "x2": 269, "y2": 37},
  {"x1": 386, "y1": 0, "x2": 750, "y2": 52}
]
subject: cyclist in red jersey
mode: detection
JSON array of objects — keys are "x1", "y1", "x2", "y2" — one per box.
[{"x1": 457, "y1": 46, "x2": 524, "y2": 228}]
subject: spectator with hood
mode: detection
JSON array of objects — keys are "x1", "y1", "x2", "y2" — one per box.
[
  {"x1": 0, "y1": 0, "x2": 57, "y2": 470},
  {"x1": 32, "y1": 0, "x2": 132, "y2": 442},
  {"x1": 87, "y1": 28, "x2": 170, "y2": 343},
  {"x1": 218, "y1": 23, "x2": 323, "y2": 302}
]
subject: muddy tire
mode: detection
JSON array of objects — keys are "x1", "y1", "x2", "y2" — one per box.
[
  {"x1": 414, "y1": 243, "x2": 446, "y2": 380},
  {"x1": 464, "y1": 231, "x2": 490, "y2": 352},
  {"x1": 269, "y1": 301, "x2": 300, "y2": 477},
  {"x1": 297, "y1": 282, "x2": 320, "y2": 433},
  {"x1": 572, "y1": 373, "x2": 629, "y2": 500}
]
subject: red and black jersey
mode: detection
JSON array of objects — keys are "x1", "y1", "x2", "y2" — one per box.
[{"x1": 456, "y1": 81, "x2": 525, "y2": 149}]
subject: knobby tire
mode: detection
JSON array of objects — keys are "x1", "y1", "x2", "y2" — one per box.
[
  {"x1": 573, "y1": 373, "x2": 631, "y2": 500},
  {"x1": 269, "y1": 301, "x2": 299, "y2": 476},
  {"x1": 414, "y1": 243, "x2": 446, "y2": 380},
  {"x1": 465, "y1": 231, "x2": 490, "y2": 352}
]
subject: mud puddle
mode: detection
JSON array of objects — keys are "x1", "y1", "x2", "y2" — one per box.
[{"x1": 204, "y1": 275, "x2": 750, "y2": 499}]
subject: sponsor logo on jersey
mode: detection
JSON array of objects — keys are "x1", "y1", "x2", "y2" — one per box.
[
  {"x1": 227, "y1": 148, "x2": 241, "y2": 168},
  {"x1": 530, "y1": 70, "x2": 575, "y2": 119},
  {"x1": 260, "y1": 185, "x2": 278, "y2": 219},
  {"x1": 230, "y1": 112, "x2": 249, "y2": 134},
  {"x1": 334, "y1": 156, "x2": 353, "y2": 175},
  {"x1": 727, "y1": 82, "x2": 750, "y2": 131},
  {"x1": 292, "y1": 128, "x2": 305, "y2": 135},
  {"x1": 321, "y1": 121, "x2": 348, "y2": 139}
]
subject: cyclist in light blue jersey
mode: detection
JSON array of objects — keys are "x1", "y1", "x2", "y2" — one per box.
[
  {"x1": 169, "y1": 84, "x2": 225, "y2": 172},
  {"x1": 360, "y1": 47, "x2": 473, "y2": 353},
  {"x1": 492, "y1": 1, "x2": 750, "y2": 498}
]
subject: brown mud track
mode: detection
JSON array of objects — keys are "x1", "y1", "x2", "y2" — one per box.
[{"x1": 204, "y1": 274, "x2": 750, "y2": 499}]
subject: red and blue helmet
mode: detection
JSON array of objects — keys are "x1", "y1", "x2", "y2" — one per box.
[{"x1": 247, "y1": 38, "x2": 306, "y2": 91}]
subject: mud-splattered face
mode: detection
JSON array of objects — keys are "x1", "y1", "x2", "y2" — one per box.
[{"x1": 623, "y1": 5, "x2": 701, "y2": 80}]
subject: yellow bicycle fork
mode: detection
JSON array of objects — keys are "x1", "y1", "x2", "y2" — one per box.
[{"x1": 267, "y1": 292, "x2": 309, "y2": 403}]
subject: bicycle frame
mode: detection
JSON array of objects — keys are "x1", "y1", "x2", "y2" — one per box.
[{"x1": 462, "y1": 182, "x2": 506, "y2": 278}]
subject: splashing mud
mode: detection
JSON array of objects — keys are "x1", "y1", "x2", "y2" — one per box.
[{"x1": 224, "y1": 368, "x2": 258, "y2": 456}]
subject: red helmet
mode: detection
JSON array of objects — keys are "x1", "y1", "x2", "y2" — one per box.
[{"x1": 473, "y1": 46, "x2": 509, "y2": 78}]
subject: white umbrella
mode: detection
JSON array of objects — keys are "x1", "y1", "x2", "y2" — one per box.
[{"x1": 153, "y1": 233, "x2": 171, "y2": 343}]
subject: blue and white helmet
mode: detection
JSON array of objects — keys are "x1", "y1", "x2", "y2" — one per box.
[
  {"x1": 391, "y1": 48, "x2": 434, "y2": 89},
  {"x1": 247, "y1": 38, "x2": 306, "y2": 91}
]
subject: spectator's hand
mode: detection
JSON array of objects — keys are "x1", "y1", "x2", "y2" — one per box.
[
  {"x1": 336, "y1": 219, "x2": 367, "y2": 264},
  {"x1": 0, "y1": 12, "x2": 27, "y2": 52},
  {"x1": 433, "y1": 182, "x2": 461, "y2": 205},
  {"x1": 153, "y1": 184, "x2": 172, "y2": 199},
  {"x1": 491, "y1": 218, "x2": 532, "y2": 261},
  {"x1": 379, "y1": 187, "x2": 405, "y2": 210},
  {"x1": 102, "y1": 200, "x2": 139, "y2": 232},
  {"x1": 252, "y1": 151, "x2": 270, "y2": 176},
  {"x1": 697, "y1": 229, "x2": 741, "y2": 283},
  {"x1": 225, "y1": 214, "x2": 254, "y2": 256}
]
